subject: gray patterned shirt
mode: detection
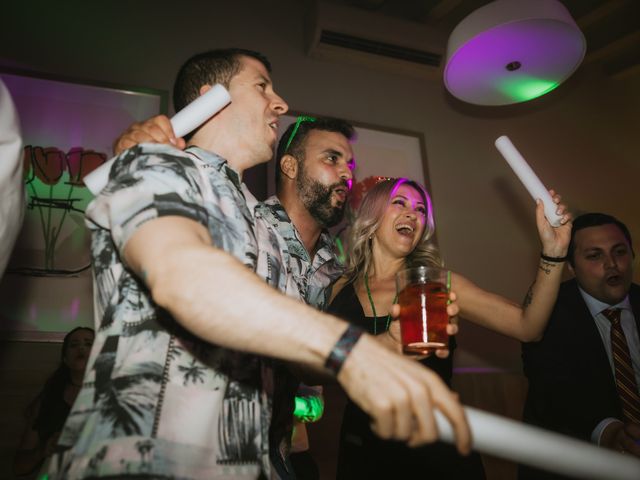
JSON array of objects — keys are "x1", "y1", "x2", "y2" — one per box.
[
  {"x1": 255, "y1": 196, "x2": 343, "y2": 310},
  {"x1": 49, "y1": 145, "x2": 286, "y2": 479},
  {"x1": 254, "y1": 197, "x2": 343, "y2": 471}
]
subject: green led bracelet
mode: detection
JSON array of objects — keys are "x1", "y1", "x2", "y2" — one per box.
[{"x1": 293, "y1": 395, "x2": 324, "y2": 423}]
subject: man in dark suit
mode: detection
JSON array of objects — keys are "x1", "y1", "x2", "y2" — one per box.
[{"x1": 520, "y1": 213, "x2": 640, "y2": 479}]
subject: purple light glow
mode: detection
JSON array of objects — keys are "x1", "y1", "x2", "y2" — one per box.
[
  {"x1": 389, "y1": 177, "x2": 409, "y2": 199},
  {"x1": 69, "y1": 298, "x2": 80, "y2": 320},
  {"x1": 445, "y1": 20, "x2": 585, "y2": 105}
]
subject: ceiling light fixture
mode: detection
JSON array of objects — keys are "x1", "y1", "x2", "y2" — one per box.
[{"x1": 444, "y1": 0, "x2": 586, "y2": 106}]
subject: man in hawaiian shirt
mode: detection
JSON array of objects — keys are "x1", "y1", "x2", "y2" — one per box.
[
  {"x1": 49, "y1": 48, "x2": 470, "y2": 479},
  {"x1": 256, "y1": 116, "x2": 357, "y2": 478}
]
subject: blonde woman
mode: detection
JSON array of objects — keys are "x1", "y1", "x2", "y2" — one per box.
[{"x1": 327, "y1": 177, "x2": 571, "y2": 479}]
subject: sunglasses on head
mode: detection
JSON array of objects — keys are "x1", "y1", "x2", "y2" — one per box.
[{"x1": 284, "y1": 115, "x2": 317, "y2": 153}]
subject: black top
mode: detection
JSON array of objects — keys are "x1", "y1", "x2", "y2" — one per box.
[
  {"x1": 34, "y1": 391, "x2": 71, "y2": 443},
  {"x1": 328, "y1": 281, "x2": 455, "y2": 385},
  {"x1": 327, "y1": 282, "x2": 485, "y2": 480}
]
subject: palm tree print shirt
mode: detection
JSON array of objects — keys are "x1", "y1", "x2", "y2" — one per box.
[
  {"x1": 48, "y1": 144, "x2": 287, "y2": 479},
  {"x1": 254, "y1": 196, "x2": 344, "y2": 471},
  {"x1": 255, "y1": 196, "x2": 343, "y2": 310}
]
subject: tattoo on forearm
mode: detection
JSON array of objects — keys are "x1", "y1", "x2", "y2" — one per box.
[
  {"x1": 523, "y1": 284, "x2": 534, "y2": 308},
  {"x1": 538, "y1": 259, "x2": 558, "y2": 275}
]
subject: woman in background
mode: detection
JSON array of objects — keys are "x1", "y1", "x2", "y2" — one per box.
[
  {"x1": 328, "y1": 177, "x2": 570, "y2": 479},
  {"x1": 14, "y1": 327, "x2": 94, "y2": 476}
]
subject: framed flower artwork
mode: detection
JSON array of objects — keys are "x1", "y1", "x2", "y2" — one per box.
[{"x1": 0, "y1": 68, "x2": 167, "y2": 341}]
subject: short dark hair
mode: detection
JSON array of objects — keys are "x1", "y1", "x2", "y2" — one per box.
[
  {"x1": 172, "y1": 48, "x2": 271, "y2": 112},
  {"x1": 568, "y1": 212, "x2": 634, "y2": 266},
  {"x1": 274, "y1": 116, "x2": 356, "y2": 187}
]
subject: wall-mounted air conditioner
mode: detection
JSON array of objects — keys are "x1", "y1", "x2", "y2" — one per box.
[{"x1": 304, "y1": 0, "x2": 447, "y2": 80}]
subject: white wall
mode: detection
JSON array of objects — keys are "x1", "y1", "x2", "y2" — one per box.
[{"x1": 2, "y1": 0, "x2": 639, "y2": 370}]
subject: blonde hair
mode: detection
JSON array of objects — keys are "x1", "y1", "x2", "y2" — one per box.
[{"x1": 344, "y1": 178, "x2": 442, "y2": 283}]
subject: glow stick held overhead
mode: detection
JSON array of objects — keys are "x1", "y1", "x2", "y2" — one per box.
[
  {"x1": 84, "y1": 84, "x2": 231, "y2": 195},
  {"x1": 495, "y1": 135, "x2": 563, "y2": 227}
]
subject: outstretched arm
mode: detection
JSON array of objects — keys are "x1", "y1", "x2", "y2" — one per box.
[
  {"x1": 124, "y1": 216, "x2": 471, "y2": 452},
  {"x1": 453, "y1": 192, "x2": 572, "y2": 342}
]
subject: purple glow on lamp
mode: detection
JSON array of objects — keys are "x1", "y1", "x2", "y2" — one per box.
[{"x1": 444, "y1": 0, "x2": 585, "y2": 106}]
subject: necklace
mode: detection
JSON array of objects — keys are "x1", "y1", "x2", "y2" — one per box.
[{"x1": 364, "y1": 275, "x2": 398, "y2": 335}]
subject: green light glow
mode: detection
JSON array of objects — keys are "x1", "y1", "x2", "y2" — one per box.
[
  {"x1": 23, "y1": 171, "x2": 93, "y2": 270},
  {"x1": 500, "y1": 77, "x2": 559, "y2": 102},
  {"x1": 335, "y1": 237, "x2": 346, "y2": 265},
  {"x1": 293, "y1": 395, "x2": 324, "y2": 423}
]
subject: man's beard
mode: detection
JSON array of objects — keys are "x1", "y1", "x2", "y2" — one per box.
[{"x1": 297, "y1": 168, "x2": 348, "y2": 228}]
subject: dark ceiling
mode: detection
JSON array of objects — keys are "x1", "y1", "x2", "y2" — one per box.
[{"x1": 326, "y1": 0, "x2": 640, "y2": 79}]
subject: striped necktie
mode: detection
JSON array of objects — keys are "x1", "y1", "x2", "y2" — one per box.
[{"x1": 603, "y1": 308, "x2": 640, "y2": 423}]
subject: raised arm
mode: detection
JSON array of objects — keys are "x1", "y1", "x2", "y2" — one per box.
[
  {"x1": 124, "y1": 216, "x2": 472, "y2": 452},
  {"x1": 453, "y1": 194, "x2": 571, "y2": 342},
  {"x1": 112, "y1": 115, "x2": 185, "y2": 155}
]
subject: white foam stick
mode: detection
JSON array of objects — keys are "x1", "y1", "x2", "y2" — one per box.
[
  {"x1": 84, "y1": 84, "x2": 231, "y2": 195},
  {"x1": 435, "y1": 407, "x2": 640, "y2": 480},
  {"x1": 495, "y1": 135, "x2": 563, "y2": 227},
  {"x1": 170, "y1": 84, "x2": 231, "y2": 138}
]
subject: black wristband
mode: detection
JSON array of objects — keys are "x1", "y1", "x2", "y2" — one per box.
[
  {"x1": 324, "y1": 324, "x2": 365, "y2": 376},
  {"x1": 540, "y1": 252, "x2": 568, "y2": 263}
]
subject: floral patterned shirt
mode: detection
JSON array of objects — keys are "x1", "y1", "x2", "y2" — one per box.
[
  {"x1": 254, "y1": 197, "x2": 343, "y2": 471},
  {"x1": 255, "y1": 196, "x2": 343, "y2": 311},
  {"x1": 48, "y1": 145, "x2": 287, "y2": 479}
]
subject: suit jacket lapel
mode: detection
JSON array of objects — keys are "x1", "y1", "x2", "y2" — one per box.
[{"x1": 567, "y1": 279, "x2": 616, "y2": 385}]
